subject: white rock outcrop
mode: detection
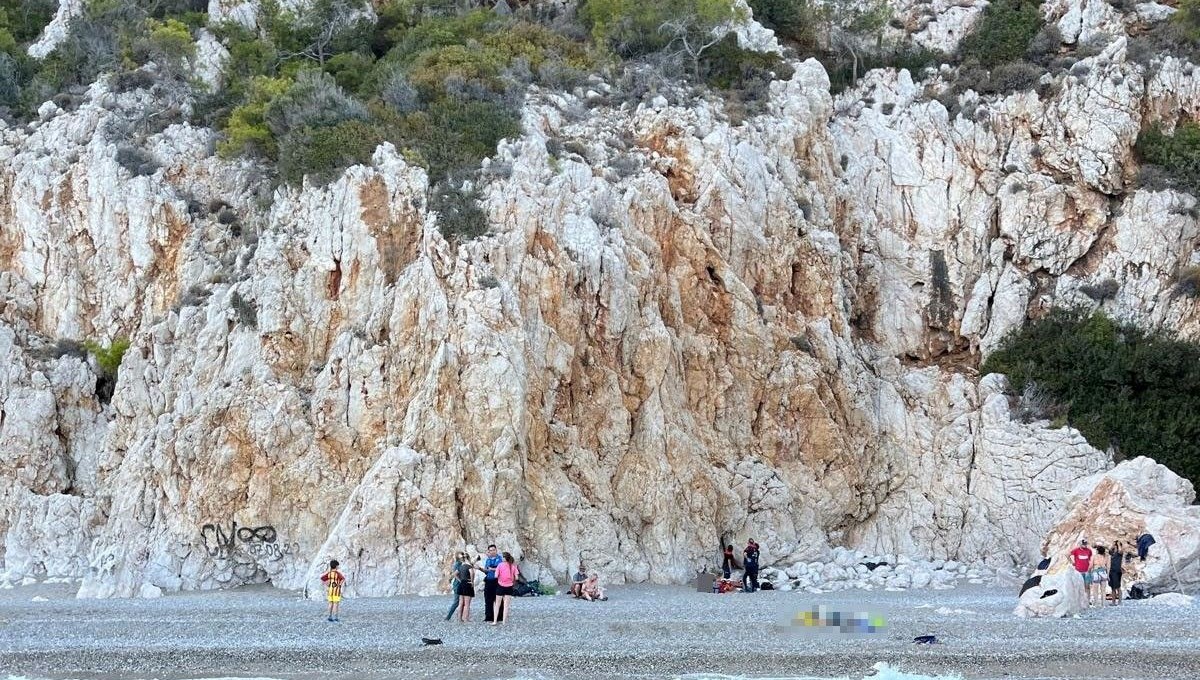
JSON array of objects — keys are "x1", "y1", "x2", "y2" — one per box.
[
  {"x1": 1014, "y1": 560, "x2": 1089, "y2": 618},
  {"x1": 1039, "y1": 457, "x2": 1200, "y2": 596},
  {"x1": 0, "y1": 0, "x2": 1198, "y2": 598}
]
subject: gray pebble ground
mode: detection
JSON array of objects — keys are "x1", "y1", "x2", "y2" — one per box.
[{"x1": 1, "y1": 582, "x2": 1198, "y2": 679}]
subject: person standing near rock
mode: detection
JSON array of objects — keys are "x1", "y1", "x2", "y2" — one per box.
[
  {"x1": 742, "y1": 539, "x2": 760, "y2": 593},
  {"x1": 320, "y1": 559, "x2": 346, "y2": 622},
  {"x1": 1088, "y1": 546, "x2": 1108, "y2": 607},
  {"x1": 1070, "y1": 539, "x2": 1093, "y2": 587},
  {"x1": 493, "y1": 551, "x2": 520, "y2": 624},
  {"x1": 445, "y1": 552, "x2": 466, "y2": 621},
  {"x1": 455, "y1": 555, "x2": 478, "y2": 622},
  {"x1": 722, "y1": 545, "x2": 740, "y2": 580},
  {"x1": 1109, "y1": 541, "x2": 1124, "y2": 606},
  {"x1": 482, "y1": 544, "x2": 503, "y2": 622}
]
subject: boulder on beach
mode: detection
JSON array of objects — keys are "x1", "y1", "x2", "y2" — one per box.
[
  {"x1": 1148, "y1": 593, "x2": 1194, "y2": 608},
  {"x1": 1013, "y1": 557, "x2": 1088, "y2": 618},
  {"x1": 1038, "y1": 457, "x2": 1200, "y2": 596}
]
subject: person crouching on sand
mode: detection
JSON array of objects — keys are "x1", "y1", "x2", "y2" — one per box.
[
  {"x1": 321, "y1": 560, "x2": 346, "y2": 622},
  {"x1": 493, "y1": 552, "x2": 520, "y2": 624}
]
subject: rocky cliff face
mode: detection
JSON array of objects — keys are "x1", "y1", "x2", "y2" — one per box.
[{"x1": 1, "y1": 0, "x2": 1197, "y2": 597}]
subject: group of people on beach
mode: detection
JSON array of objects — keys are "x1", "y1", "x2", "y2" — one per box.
[
  {"x1": 1070, "y1": 538, "x2": 1125, "y2": 606},
  {"x1": 720, "y1": 539, "x2": 761, "y2": 592},
  {"x1": 446, "y1": 544, "x2": 521, "y2": 624}
]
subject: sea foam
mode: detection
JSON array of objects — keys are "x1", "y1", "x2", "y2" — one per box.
[{"x1": 675, "y1": 662, "x2": 962, "y2": 680}]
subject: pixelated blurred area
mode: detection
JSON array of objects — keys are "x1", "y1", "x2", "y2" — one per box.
[{"x1": 791, "y1": 605, "x2": 886, "y2": 635}]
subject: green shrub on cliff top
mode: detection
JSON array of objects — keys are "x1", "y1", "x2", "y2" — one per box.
[{"x1": 983, "y1": 310, "x2": 1200, "y2": 486}]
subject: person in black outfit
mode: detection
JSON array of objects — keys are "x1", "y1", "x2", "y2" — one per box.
[
  {"x1": 481, "y1": 544, "x2": 502, "y2": 622},
  {"x1": 742, "y1": 539, "x2": 760, "y2": 592},
  {"x1": 721, "y1": 545, "x2": 740, "y2": 579},
  {"x1": 1109, "y1": 541, "x2": 1124, "y2": 606}
]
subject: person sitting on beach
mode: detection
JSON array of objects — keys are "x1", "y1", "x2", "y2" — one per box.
[
  {"x1": 582, "y1": 573, "x2": 607, "y2": 601},
  {"x1": 571, "y1": 564, "x2": 588, "y2": 598},
  {"x1": 320, "y1": 559, "x2": 346, "y2": 622}
]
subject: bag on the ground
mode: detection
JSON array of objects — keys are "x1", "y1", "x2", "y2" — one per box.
[
  {"x1": 1128, "y1": 582, "x2": 1151, "y2": 600},
  {"x1": 759, "y1": 581, "x2": 774, "y2": 590},
  {"x1": 514, "y1": 579, "x2": 540, "y2": 597}
]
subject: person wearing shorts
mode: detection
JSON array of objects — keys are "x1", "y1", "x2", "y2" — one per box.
[
  {"x1": 1109, "y1": 541, "x2": 1125, "y2": 606},
  {"x1": 1070, "y1": 539, "x2": 1093, "y2": 584},
  {"x1": 1088, "y1": 546, "x2": 1108, "y2": 607},
  {"x1": 320, "y1": 560, "x2": 346, "y2": 622},
  {"x1": 455, "y1": 558, "x2": 478, "y2": 622},
  {"x1": 492, "y1": 551, "x2": 520, "y2": 625}
]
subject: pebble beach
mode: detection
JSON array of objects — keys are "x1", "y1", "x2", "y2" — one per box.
[{"x1": 2, "y1": 580, "x2": 1198, "y2": 680}]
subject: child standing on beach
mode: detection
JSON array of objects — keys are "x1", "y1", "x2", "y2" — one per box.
[{"x1": 321, "y1": 560, "x2": 346, "y2": 622}]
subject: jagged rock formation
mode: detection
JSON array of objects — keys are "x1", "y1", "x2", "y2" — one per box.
[
  {"x1": 1016, "y1": 456, "x2": 1200, "y2": 617},
  {"x1": 1042, "y1": 457, "x2": 1200, "y2": 595},
  {"x1": 1, "y1": 0, "x2": 1199, "y2": 597}
]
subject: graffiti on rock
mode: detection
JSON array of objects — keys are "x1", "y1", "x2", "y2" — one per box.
[{"x1": 200, "y1": 521, "x2": 299, "y2": 583}]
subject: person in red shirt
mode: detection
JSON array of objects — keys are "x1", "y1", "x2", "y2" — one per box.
[
  {"x1": 1070, "y1": 539, "x2": 1093, "y2": 583},
  {"x1": 320, "y1": 559, "x2": 347, "y2": 622}
]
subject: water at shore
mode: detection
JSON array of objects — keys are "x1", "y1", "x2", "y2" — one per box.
[{"x1": 2, "y1": 582, "x2": 1196, "y2": 679}]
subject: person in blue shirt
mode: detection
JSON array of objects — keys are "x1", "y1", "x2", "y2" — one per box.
[{"x1": 482, "y1": 544, "x2": 503, "y2": 622}]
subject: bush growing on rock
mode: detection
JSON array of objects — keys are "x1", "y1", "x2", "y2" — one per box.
[
  {"x1": 957, "y1": 0, "x2": 1044, "y2": 68},
  {"x1": 983, "y1": 309, "x2": 1200, "y2": 486},
  {"x1": 265, "y1": 70, "x2": 368, "y2": 138},
  {"x1": 230, "y1": 291, "x2": 258, "y2": 329},
  {"x1": 1135, "y1": 123, "x2": 1200, "y2": 195},
  {"x1": 746, "y1": 0, "x2": 818, "y2": 48},
  {"x1": 430, "y1": 183, "x2": 487, "y2": 241},
  {"x1": 278, "y1": 119, "x2": 384, "y2": 185},
  {"x1": 0, "y1": 0, "x2": 57, "y2": 44},
  {"x1": 581, "y1": 0, "x2": 743, "y2": 65},
  {"x1": 83, "y1": 337, "x2": 131, "y2": 404},
  {"x1": 1079, "y1": 278, "x2": 1119, "y2": 302},
  {"x1": 218, "y1": 76, "x2": 293, "y2": 158}
]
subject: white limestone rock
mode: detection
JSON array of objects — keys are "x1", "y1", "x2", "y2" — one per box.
[
  {"x1": 1, "y1": 0, "x2": 1199, "y2": 598},
  {"x1": 1040, "y1": 457, "x2": 1200, "y2": 595},
  {"x1": 1149, "y1": 593, "x2": 1194, "y2": 607},
  {"x1": 27, "y1": 0, "x2": 85, "y2": 59},
  {"x1": 1015, "y1": 564, "x2": 1088, "y2": 618}
]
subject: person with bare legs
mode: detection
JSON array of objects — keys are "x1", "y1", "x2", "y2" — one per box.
[
  {"x1": 1109, "y1": 541, "x2": 1125, "y2": 606},
  {"x1": 492, "y1": 552, "x2": 520, "y2": 625},
  {"x1": 320, "y1": 560, "x2": 346, "y2": 622},
  {"x1": 1088, "y1": 546, "x2": 1108, "y2": 607},
  {"x1": 456, "y1": 555, "x2": 478, "y2": 622}
]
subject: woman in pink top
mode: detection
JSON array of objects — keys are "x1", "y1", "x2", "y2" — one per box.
[{"x1": 492, "y1": 552, "x2": 520, "y2": 625}]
